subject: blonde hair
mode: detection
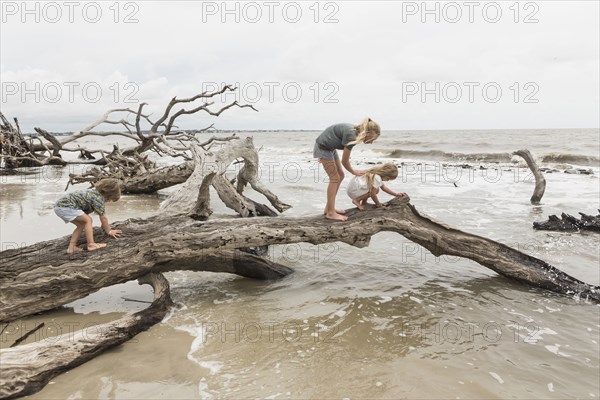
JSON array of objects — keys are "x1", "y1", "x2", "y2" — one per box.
[
  {"x1": 94, "y1": 178, "x2": 121, "y2": 202},
  {"x1": 347, "y1": 118, "x2": 381, "y2": 146},
  {"x1": 364, "y1": 163, "x2": 398, "y2": 191}
]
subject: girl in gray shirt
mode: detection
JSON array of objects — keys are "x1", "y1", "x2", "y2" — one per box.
[{"x1": 312, "y1": 118, "x2": 381, "y2": 221}]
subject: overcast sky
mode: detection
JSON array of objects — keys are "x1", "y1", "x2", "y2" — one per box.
[{"x1": 1, "y1": 0, "x2": 599, "y2": 132}]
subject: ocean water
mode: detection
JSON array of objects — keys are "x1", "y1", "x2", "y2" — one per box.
[{"x1": 1, "y1": 129, "x2": 599, "y2": 399}]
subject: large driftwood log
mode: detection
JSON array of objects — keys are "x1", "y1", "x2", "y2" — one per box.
[
  {"x1": 513, "y1": 149, "x2": 546, "y2": 204},
  {"x1": 0, "y1": 272, "x2": 174, "y2": 399},
  {"x1": 2, "y1": 196, "x2": 599, "y2": 325},
  {"x1": 534, "y1": 210, "x2": 600, "y2": 232},
  {"x1": 0, "y1": 241, "x2": 292, "y2": 324}
]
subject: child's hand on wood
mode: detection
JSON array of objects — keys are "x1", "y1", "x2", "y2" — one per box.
[
  {"x1": 107, "y1": 229, "x2": 122, "y2": 238},
  {"x1": 395, "y1": 192, "x2": 407, "y2": 197}
]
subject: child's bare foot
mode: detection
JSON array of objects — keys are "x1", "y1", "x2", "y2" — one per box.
[
  {"x1": 87, "y1": 243, "x2": 107, "y2": 251},
  {"x1": 325, "y1": 212, "x2": 348, "y2": 221},
  {"x1": 351, "y1": 199, "x2": 365, "y2": 210},
  {"x1": 323, "y1": 209, "x2": 347, "y2": 215},
  {"x1": 67, "y1": 246, "x2": 84, "y2": 254}
]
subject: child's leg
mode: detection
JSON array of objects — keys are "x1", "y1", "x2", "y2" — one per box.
[
  {"x1": 321, "y1": 158, "x2": 347, "y2": 221},
  {"x1": 352, "y1": 193, "x2": 370, "y2": 210},
  {"x1": 333, "y1": 157, "x2": 347, "y2": 214},
  {"x1": 71, "y1": 214, "x2": 106, "y2": 251},
  {"x1": 369, "y1": 188, "x2": 382, "y2": 207},
  {"x1": 67, "y1": 219, "x2": 86, "y2": 253}
]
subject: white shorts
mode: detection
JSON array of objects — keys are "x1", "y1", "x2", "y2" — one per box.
[
  {"x1": 346, "y1": 175, "x2": 382, "y2": 200},
  {"x1": 54, "y1": 206, "x2": 85, "y2": 223}
]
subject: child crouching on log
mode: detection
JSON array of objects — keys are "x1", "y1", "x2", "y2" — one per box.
[
  {"x1": 346, "y1": 163, "x2": 405, "y2": 210},
  {"x1": 54, "y1": 178, "x2": 123, "y2": 253}
]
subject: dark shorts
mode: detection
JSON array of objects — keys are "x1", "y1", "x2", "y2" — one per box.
[{"x1": 313, "y1": 142, "x2": 339, "y2": 161}]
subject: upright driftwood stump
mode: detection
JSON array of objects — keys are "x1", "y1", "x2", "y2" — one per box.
[{"x1": 513, "y1": 149, "x2": 546, "y2": 204}]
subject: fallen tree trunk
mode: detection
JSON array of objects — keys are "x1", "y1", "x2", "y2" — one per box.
[
  {"x1": 121, "y1": 161, "x2": 193, "y2": 193},
  {"x1": 2, "y1": 196, "x2": 598, "y2": 324},
  {"x1": 534, "y1": 211, "x2": 600, "y2": 232},
  {"x1": 513, "y1": 149, "x2": 546, "y2": 204},
  {"x1": 0, "y1": 243, "x2": 292, "y2": 323},
  {"x1": 0, "y1": 272, "x2": 174, "y2": 399}
]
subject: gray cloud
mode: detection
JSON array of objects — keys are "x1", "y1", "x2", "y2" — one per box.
[{"x1": 1, "y1": 1, "x2": 598, "y2": 132}]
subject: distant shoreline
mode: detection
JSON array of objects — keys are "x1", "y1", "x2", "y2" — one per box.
[
  {"x1": 24, "y1": 129, "x2": 322, "y2": 136},
  {"x1": 22, "y1": 127, "x2": 600, "y2": 136}
]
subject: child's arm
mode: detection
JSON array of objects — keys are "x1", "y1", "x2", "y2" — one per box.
[
  {"x1": 342, "y1": 148, "x2": 365, "y2": 176},
  {"x1": 381, "y1": 184, "x2": 406, "y2": 197},
  {"x1": 100, "y1": 215, "x2": 122, "y2": 238}
]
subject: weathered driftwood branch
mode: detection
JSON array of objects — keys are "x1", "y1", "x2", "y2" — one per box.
[
  {"x1": 0, "y1": 272, "x2": 174, "y2": 400},
  {"x1": 2, "y1": 197, "x2": 598, "y2": 325},
  {"x1": 122, "y1": 161, "x2": 194, "y2": 193},
  {"x1": 212, "y1": 174, "x2": 278, "y2": 217},
  {"x1": 513, "y1": 149, "x2": 546, "y2": 204},
  {"x1": 34, "y1": 128, "x2": 63, "y2": 158},
  {"x1": 160, "y1": 138, "x2": 290, "y2": 219},
  {"x1": 3, "y1": 87, "x2": 257, "y2": 183},
  {"x1": 534, "y1": 210, "x2": 600, "y2": 232},
  {"x1": 0, "y1": 112, "x2": 65, "y2": 168},
  {"x1": 67, "y1": 136, "x2": 243, "y2": 194}
]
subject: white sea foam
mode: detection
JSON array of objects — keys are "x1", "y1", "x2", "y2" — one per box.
[
  {"x1": 545, "y1": 344, "x2": 570, "y2": 357},
  {"x1": 489, "y1": 372, "x2": 504, "y2": 384},
  {"x1": 172, "y1": 315, "x2": 224, "y2": 371}
]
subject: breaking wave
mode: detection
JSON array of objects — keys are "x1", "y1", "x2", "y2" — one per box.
[{"x1": 384, "y1": 149, "x2": 599, "y2": 166}]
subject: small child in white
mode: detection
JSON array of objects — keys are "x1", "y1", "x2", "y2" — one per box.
[{"x1": 346, "y1": 163, "x2": 405, "y2": 210}]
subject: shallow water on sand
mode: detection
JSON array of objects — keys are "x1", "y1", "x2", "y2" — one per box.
[{"x1": 1, "y1": 129, "x2": 599, "y2": 399}]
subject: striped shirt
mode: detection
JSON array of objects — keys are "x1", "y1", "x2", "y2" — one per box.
[{"x1": 55, "y1": 188, "x2": 106, "y2": 216}]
